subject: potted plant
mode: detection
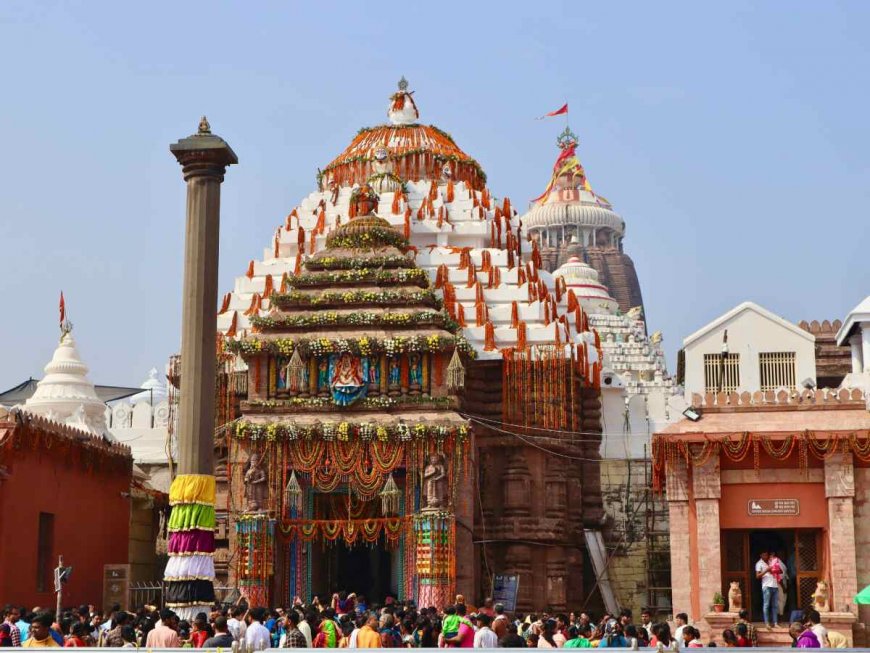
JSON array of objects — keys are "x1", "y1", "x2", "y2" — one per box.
[{"x1": 712, "y1": 591, "x2": 726, "y2": 612}]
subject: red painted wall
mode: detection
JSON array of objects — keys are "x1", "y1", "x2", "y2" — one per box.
[{"x1": 0, "y1": 436, "x2": 131, "y2": 609}]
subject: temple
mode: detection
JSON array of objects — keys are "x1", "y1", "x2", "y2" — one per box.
[
  {"x1": 209, "y1": 80, "x2": 609, "y2": 610},
  {"x1": 522, "y1": 128, "x2": 645, "y2": 316}
]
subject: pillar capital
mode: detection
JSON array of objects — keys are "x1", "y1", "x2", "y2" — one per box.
[{"x1": 170, "y1": 116, "x2": 238, "y2": 181}]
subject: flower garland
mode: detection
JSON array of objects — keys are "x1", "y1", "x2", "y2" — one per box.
[
  {"x1": 228, "y1": 333, "x2": 475, "y2": 358},
  {"x1": 244, "y1": 395, "x2": 457, "y2": 413},
  {"x1": 652, "y1": 430, "x2": 870, "y2": 492},
  {"x1": 284, "y1": 268, "x2": 429, "y2": 288},
  {"x1": 304, "y1": 255, "x2": 413, "y2": 271},
  {"x1": 234, "y1": 419, "x2": 469, "y2": 443},
  {"x1": 251, "y1": 310, "x2": 448, "y2": 331},
  {"x1": 271, "y1": 288, "x2": 440, "y2": 309},
  {"x1": 326, "y1": 226, "x2": 408, "y2": 250},
  {"x1": 278, "y1": 516, "x2": 406, "y2": 547}
]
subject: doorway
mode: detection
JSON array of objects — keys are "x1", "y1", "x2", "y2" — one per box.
[
  {"x1": 721, "y1": 529, "x2": 822, "y2": 621},
  {"x1": 310, "y1": 539, "x2": 393, "y2": 603}
]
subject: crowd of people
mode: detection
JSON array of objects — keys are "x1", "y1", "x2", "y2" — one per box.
[{"x1": 0, "y1": 597, "x2": 850, "y2": 648}]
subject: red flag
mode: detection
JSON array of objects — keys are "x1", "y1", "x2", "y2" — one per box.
[
  {"x1": 536, "y1": 103, "x2": 568, "y2": 119},
  {"x1": 59, "y1": 292, "x2": 66, "y2": 326}
]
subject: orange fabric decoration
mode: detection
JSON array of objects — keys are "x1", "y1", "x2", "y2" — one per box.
[
  {"x1": 404, "y1": 212, "x2": 411, "y2": 239},
  {"x1": 246, "y1": 260, "x2": 255, "y2": 279},
  {"x1": 225, "y1": 311, "x2": 238, "y2": 337},
  {"x1": 457, "y1": 303, "x2": 467, "y2": 327},
  {"x1": 466, "y1": 264, "x2": 477, "y2": 288},
  {"x1": 502, "y1": 197, "x2": 512, "y2": 217},
  {"x1": 298, "y1": 227, "x2": 306, "y2": 254},
  {"x1": 400, "y1": 355, "x2": 410, "y2": 387},
  {"x1": 392, "y1": 192, "x2": 401, "y2": 215},
  {"x1": 517, "y1": 267, "x2": 527, "y2": 287},
  {"x1": 435, "y1": 263, "x2": 449, "y2": 289},
  {"x1": 446, "y1": 180, "x2": 454, "y2": 203},
  {"x1": 484, "y1": 321, "x2": 497, "y2": 351},
  {"x1": 516, "y1": 321, "x2": 527, "y2": 351},
  {"x1": 433, "y1": 352, "x2": 444, "y2": 386},
  {"x1": 511, "y1": 301, "x2": 519, "y2": 328},
  {"x1": 218, "y1": 292, "x2": 231, "y2": 315},
  {"x1": 244, "y1": 293, "x2": 261, "y2": 316},
  {"x1": 315, "y1": 208, "x2": 326, "y2": 234},
  {"x1": 476, "y1": 302, "x2": 487, "y2": 327},
  {"x1": 263, "y1": 274, "x2": 274, "y2": 298}
]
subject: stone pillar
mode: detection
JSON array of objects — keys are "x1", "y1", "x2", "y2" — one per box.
[
  {"x1": 666, "y1": 458, "x2": 692, "y2": 618},
  {"x1": 849, "y1": 335, "x2": 863, "y2": 375},
  {"x1": 163, "y1": 118, "x2": 237, "y2": 619},
  {"x1": 693, "y1": 454, "x2": 722, "y2": 626},
  {"x1": 825, "y1": 453, "x2": 859, "y2": 614},
  {"x1": 170, "y1": 118, "x2": 238, "y2": 474}
]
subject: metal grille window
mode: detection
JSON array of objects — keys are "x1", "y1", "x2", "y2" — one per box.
[
  {"x1": 704, "y1": 353, "x2": 740, "y2": 393},
  {"x1": 759, "y1": 351, "x2": 796, "y2": 391}
]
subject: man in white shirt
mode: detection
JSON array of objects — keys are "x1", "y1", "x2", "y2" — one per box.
[
  {"x1": 673, "y1": 612, "x2": 689, "y2": 643},
  {"x1": 227, "y1": 606, "x2": 247, "y2": 641},
  {"x1": 755, "y1": 551, "x2": 780, "y2": 629},
  {"x1": 805, "y1": 609, "x2": 828, "y2": 647},
  {"x1": 244, "y1": 607, "x2": 271, "y2": 650},
  {"x1": 474, "y1": 614, "x2": 499, "y2": 648},
  {"x1": 297, "y1": 610, "x2": 314, "y2": 648}
]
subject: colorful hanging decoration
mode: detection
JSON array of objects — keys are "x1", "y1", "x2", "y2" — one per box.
[
  {"x1": 284, "y1": 471, "x2": 302, "y2": 513},
  {"x1": 414, "y1": 513, "x2": 455, "y2": 610},
  {"x1": 163, "y1": 474, "x2": 217, "y2": 619},
  {"x1": 236, "y1": 515, "x2": 275, "y2": 608}
]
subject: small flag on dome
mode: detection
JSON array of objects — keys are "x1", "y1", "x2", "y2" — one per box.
[
  {"x1": 59, "y1": 291, "x2": 66, "y2": 326},
  {"x1": 536, "y1": 103, "x2": 568, "y2": 120}
]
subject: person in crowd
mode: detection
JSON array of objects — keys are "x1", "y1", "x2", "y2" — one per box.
[
  {"x1": 2, "y1": 606, "x2": 21, "y2": 647},
  {"x1": 102, "y1": 611, "x2": 130, "y2": 648},
  {"x1": 120, "y1": 625, "x2": 137, "y2": 649},
  {"x1": 245, "y1": 608, "x2": 271, "y2": 651},
  {"x1": 145, "y1": 610, "x2": 180, "y2": 649},
  {"x1": 227, "y1": 606, "x2": 247, "y2": 642},
  {"x1": 444, "y1": 606, "x2": 474, "y2": 649},
  {"x1": 598, "y1": 623, "x2": 628, "y2": 648},
  {"x1": 639, "y1": 610, "x2": 652, "y2": 639},
  {"x1": 755, "y1": 551, "x2": 780, "y2": 629},
  {"x1": 473, "y1": 614, "x2": 497, "y2": 648},
  {"x1": 357, "y1": 613, "x2": 381, "y2": 648},
  {"x1": 281, "y1": 611, "x2": 308, "y2": 649},
  {"x1": 492, "y1": 604, "x2": 509, "y2": 641},
  {"x1": 63, "y1": 623, "x2": 88, "y2": 648},
  {"x1": 803, "y1": 609, "x2": 828, "y2": 647},
  {"x1": 722, "y1": 629, "x2": 739, "y2": 647},
  {"x1": 499, "y1": 623, "x2": 527, "y2": 648},
  {"x1": 536, "y1": 619, "x2": 559, "y2": 649},
  {"x1": 203, "y1": 616, "x2": 234, "y2": 648},
  {"x1": 789, "y1": 622, "x2": 820, "y2": 648},
  {"x1": 732, "y1": 609, "x2": 757, "y2": 647},
  {"x1": 299, "y1": 610, "x2": 315, "y2": 648},
  {"x1": 23, "y1": 614, "x2": 59, "y2": 648},
  {"x1": 479, "y1": 599, "x2": 495, "y2": 619},
  {"x1": 734, "y1": 623, "x2": 750, "y2": 647},
  {"x1": 649, "y1": 622, "x2": 673, "y2": 648},
  {"x1": 14, "y1": 609, "x2": 29, "y2": 646},
  {"x1": 673, "y1": 612, "x2": 689, "y2": 642}
]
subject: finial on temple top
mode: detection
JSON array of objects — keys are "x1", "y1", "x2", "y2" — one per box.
[
  {"x1": 398, "y1": 76, "x2": 409, "y2": 92},
  {"x1": 198, "y1": 116, "x2": 212, "y2": 135}
]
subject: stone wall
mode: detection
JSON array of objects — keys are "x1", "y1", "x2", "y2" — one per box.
[
  {"x1": 853, "y1": 467, "x2": 870, "y2": 646},
  {"x1": 600, "y1": 458, "x2": 671, "y2": 618}
]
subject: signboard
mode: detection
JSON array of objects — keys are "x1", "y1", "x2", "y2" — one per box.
[
  {"x1": 103, "y1": 564, "x2": 130, "y2": 613},
  {"x1": 492, "y1": 574, "x2": 520, "y2": 613},
  {"x1": 748, "y1": 499, "x2": 799, "y2": 516}
]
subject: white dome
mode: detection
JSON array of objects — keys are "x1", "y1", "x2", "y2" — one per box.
[
  {"x1": 522, "y1": 199, "x2": 625, "y2": 233},
  {"x1": 24, "y1": 332, "x2": 109, "y2": 437},
  {"x1": 128, "y1": 368, "x2": 168, "y2": 404},
  {"x1": 554, "y1": 256, "x2": 619, "y2": 315}
]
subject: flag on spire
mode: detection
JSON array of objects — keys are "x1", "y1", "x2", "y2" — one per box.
[
  {"x1": 536, "y1": 103, "x2": 568, "y2": 120},
  {"x1": 59, "y1": 291, "x2": 66, "y2": 326}
]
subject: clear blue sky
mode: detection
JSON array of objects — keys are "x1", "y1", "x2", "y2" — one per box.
[{"x1": 1, "y1": 1, "x2": 869, "y2": 390}]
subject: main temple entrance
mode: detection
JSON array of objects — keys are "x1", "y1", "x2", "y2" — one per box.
[
  {"x1": 721, "y1": 529, "x2": 823, "y2": 621},
  {"x1": 310, "y1": 539, "x2": 394, "y2": 602}
]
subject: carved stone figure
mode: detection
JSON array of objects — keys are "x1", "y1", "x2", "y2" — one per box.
[
  {"x1": 423, "y1": 454, "x2": 448, "y2": 510},
  {"x1": 243, "y1": 452, "x2": 269, "y2": 512},
  {"x1": 728, "y1": 581, "x2": 743, "y2": 612},
  {"x1": 811, "y1": 580, "x2": 830, "y2": 613}
]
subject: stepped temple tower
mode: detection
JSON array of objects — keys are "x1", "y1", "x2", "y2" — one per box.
[{"x1": 205, "y1": 80, "x2": 607, "y2": 611}]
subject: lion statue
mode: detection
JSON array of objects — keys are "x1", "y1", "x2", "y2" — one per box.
[
  {"x1": 812, "y1": 580, "x2": 830, "y2": 613},
  {"x1": 728, "y1": 581, "x2": 743, "y2": 612}
]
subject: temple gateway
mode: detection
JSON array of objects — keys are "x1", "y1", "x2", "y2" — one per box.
[{"x1": 186, "y1": 80, "x2": 616, "y2": 612}]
